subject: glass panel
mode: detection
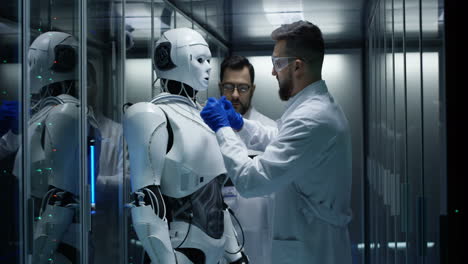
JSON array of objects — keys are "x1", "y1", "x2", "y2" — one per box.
[
  {"x1": 0, "y1": 0, "x2": 21, "y2": 262},
  {"x1": 405, "y1": 0, "x2": 423, "y2": 262},
  {"x1": 88, "y1": 0, "x2": 125, "y2": 263},
  {"x1": 367, "y1": 18, "x2": 376, "y2": 263},
  {"x1": 175, "y1": 10, "x2": 192, "y2": 29},
  {"x1": 384, "y1": 0, "x2": 396, "y2": 262},
  {"x1": 366, "y1": 0, "x2": 446, "y2": 262},
  {"x1": 25, "y1": 0, "x2": 84, "y2": 263},
  {"x1": 393, "y1": 0, "x2": 407, "y2": 262},
  {"x1": 421, "y1": 0, "x2": 443, "y2": 261},
  {"x1": 377, "y1": 1, "x2": 386, "y2": 262}
]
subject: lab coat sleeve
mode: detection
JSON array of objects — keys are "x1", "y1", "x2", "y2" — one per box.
[
  {"x1": 0, "y1": 131, "x2": 19, "y2": 160},
  {"x1": 217, "y1": 115, "x2": 337, "y2": 198},
  {"x1": 95, "y1": 134, "x2": 127, "y2": 203},
  {"x1": 236, "y1": 118, "x2": 278, "y2": 152}
]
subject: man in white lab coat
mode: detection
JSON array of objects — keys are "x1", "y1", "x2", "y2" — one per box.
[
  {"x1": 201, "y1": 20, "x2": 353, "y2": 263},
  {"x1": 218, "y1": 55, "x2": 275, "y2": 264}
]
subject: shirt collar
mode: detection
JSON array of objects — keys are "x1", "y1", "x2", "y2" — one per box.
[
  {"x1": 243, "y1": 106, "x2": 254, "y2": 119},
  {"x1": 285, "y1": 79, "x2": 327, "y2": 109}
]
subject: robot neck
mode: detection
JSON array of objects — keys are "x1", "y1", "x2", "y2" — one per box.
[
  {"x1": 165, "y1": 79, "x2": 197, "y2": 101},
  {"x1": 40, "y1": 81, "x2": 77, "y2": 98}
]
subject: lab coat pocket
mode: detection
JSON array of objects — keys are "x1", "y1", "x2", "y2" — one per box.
[{"x1": 271, "y1": 239, "x2": 307, "y2": 263}]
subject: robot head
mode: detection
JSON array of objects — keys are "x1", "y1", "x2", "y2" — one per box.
[
  {"x1": 154, "y1": 28, "x2": 212, "y2": 91},
  {"x1": 28, "y1": 31, "x2": 78, "y2": 94}
]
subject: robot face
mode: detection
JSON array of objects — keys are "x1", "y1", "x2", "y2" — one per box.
[
  {"x1": 154, "y1": 28, "x2": 213, "y2": 92},
  {"x1": 189, "y1": 44, "x2": 212, "y2": 91}
]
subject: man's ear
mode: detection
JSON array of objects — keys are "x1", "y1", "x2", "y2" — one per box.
[
  {"x1": 294, "y1": 59, "x2": 306, "y2": 77},
  {"x1": 295, "y1": 59, "x2": 305, "y2": 71}
]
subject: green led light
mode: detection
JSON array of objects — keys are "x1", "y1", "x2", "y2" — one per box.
[
  {"x1": 37, "y1": 75, "x2": 42, "y2": 79},
  {"x1": 48, "y1": 122, "x2": 52, "y2": 126},
  {"x1": 37, "y1": 122, "x2": 42, "y2": 126},
  {"x1": 455, "y1": 209, "x2": 459, "y2": 213},
  {"x1": 38, "y1": 28, "x2": 42, "y2": 32},
  {"x1": 49, "y1": 78, "x2": 53, "y2": 81},
  {"x1": 37, "y1": 217, "x2": 42, "y2": 220},
  {"x1": 36, "y1": 169, "x2": 42, "y2": 172},
  {"x1": 3, "y1": 60, "x2": 6, "y2": 63},
  {"x1": 48, "y1": 214, "x2": 53, "y2": 218},
  {"x1": 46, "y1": 168, "x2": 52, "y2": 170},
  {"x1": 2, "y1": 91, "x2": 7, "y2": 94}
]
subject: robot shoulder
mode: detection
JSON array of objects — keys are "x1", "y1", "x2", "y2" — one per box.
[
  {"x1": 45, "y1": 102, "x2": 80, "y2": 125},
  {"x1": 123, "y1": 102, "x2": 167, "y2": 132}
]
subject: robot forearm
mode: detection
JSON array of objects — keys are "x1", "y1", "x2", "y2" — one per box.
[
  {"x1": 131, "y1": 186, "x2": 177, "y2": 264},
  {"x1": 33, "y1": 190, "x2": 77, "y2": 264},
  {"x1": 223, "y1": 209, "x2": 249, "y2": 264}
]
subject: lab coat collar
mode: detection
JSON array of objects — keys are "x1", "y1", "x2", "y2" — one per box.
[
  {"x1": 284, "y1": 79, "x2": 328, "y2": 110},
  {"x1": 242, "y1": 106, "x2": 255, "y2": 119}
]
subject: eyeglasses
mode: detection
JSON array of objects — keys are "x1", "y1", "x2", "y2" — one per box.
[
  {"x1": 221, "y1": 83, "x2": 251, "y2": 94},
  {"x1": 271, "y1": 56, "x2": 298, "y2": 72}
]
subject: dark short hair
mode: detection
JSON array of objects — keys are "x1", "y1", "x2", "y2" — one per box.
[
  {"x1": 271, "y1": 20, "x2": 324, "y2": 72},
  {"x1": 220, "y1": 55, "x2": 255, "y2": 83}
]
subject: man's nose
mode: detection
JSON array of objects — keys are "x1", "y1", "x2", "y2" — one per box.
[{"x1": 232, "y1": 88, "x2": 240, "y2": 98}]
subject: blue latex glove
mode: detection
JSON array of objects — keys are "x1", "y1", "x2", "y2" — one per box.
[
  {"x1": 0, "y1": 100, "x2": 19, "y2": 135},
  {"x1": 220, "y1": 96, "x2": 244, "y2": 130},
  {"x1": 200, "y1": 97, "x2": 230, "y2": 132}
]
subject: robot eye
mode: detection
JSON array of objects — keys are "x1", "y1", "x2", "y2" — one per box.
[
  {"x1": 207, "y1": 59, "x2": 210, "y2": 63},
  {"x1": 197, "y1": 58, "x2": 203, "y2": 64}
]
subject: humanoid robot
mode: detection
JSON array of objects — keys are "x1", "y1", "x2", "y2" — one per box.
[
  {"x1": 123, "y1": 28, "x2": 249, "y2": 264},
  {"x1": 15, "y1": 31, "x2": 101, "y2": 263}
]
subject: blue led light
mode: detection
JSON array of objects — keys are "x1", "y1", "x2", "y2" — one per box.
[{"x1": 90, "y1": 145, "x2": 95, "y2": 206}]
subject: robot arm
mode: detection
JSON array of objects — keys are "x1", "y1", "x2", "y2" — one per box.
[
  {"x1": 34, "y1": 101, "x2": 81, "y2": 263},
  {"x1": 124, "y1": 102, "x2": 177, "y2": 264},
  {"x1": 44, "y1": 102, "x2": 80, "y2": 194},
  {"x1": 223, "y1": 208, "x2": 249, "y2": 264}
]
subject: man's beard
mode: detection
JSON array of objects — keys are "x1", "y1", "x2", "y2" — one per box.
[
  {"x1": 231, "y1": 99, "x2": 250, "y2": 115},
  {"x1": 278, "y1": 72, "x2": 293, "y2": 101}
]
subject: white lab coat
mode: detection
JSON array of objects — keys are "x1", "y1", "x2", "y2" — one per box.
[
  {"x1": 243, "y1": 106, "x2": 277, "y2": 127},
  {"x1": 223, "y1": 106, "x2": 276, "y2": 264},
  {"x1": 216, "y1": 80, "x2": 353, "y2": 264}
]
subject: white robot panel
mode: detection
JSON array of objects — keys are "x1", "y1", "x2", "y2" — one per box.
[
  {"x1": 157, "y1": 99, "x2": 226, "y2": 198},
  {"x1": 123, "y1": 101, "x2": 169, "y2": 191},
  {"x1": 124, "y1": 27, "x2": 248, "y2": 264}
]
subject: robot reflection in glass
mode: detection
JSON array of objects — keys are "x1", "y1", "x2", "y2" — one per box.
[
  {"x1": 14, "y1": 32, "x2": 101, "y2": 263},
  {"x1": 123, "y1": 28, "x2": 248, "y2": 264}
]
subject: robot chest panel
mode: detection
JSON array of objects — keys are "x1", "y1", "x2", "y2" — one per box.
[{"x1": 158, "y1": 104, "x2": 227, "y2": 198}]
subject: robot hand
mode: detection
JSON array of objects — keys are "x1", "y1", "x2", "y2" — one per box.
[{"x1": 0, "y1": 100, "x2": 19, "y2": 136}]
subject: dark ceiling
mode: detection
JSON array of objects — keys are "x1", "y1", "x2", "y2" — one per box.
[{"x1": 1, "y1": 0, "x2": 367, "y2": 61}]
